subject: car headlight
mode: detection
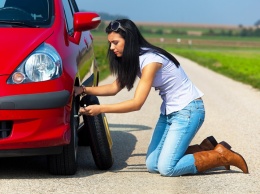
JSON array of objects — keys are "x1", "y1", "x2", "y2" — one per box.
[{"x1": 7, "y1": 43, "x2": 62, "y2": 84}]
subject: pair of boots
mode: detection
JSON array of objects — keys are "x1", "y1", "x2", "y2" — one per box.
[{"x1": 185, "y1": 136, "x2": 248, "y2": 174}]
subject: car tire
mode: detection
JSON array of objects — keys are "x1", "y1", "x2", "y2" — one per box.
[
  {"x1": 47, "y1": 96, "x2": 79, "y2": 175},
  {"x1": 81, "y1": 95, "x2": 113, "y2": 170}
]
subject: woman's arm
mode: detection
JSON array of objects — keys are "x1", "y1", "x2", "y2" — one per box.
[
  {"x1": 80, "y1": 62, "x2": 162, "y2": 116},
  {"x1": 75, "y1": 79, "x2": 122, "y2": 96}
]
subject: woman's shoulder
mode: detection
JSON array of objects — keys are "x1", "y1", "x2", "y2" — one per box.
[
  {"x1": 139, "y1": 50, "x2": 167, "y2": 70},
  {"x1": 140, "y1": 52, "x2": 161, "y2": 62},
  {"x1": 140, "y1": 48, "x2": 163, "y2": 59}
]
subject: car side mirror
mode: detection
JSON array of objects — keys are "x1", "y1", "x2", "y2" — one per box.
[{"x1": 73, "y1": 12, "x2": 101, "y2": 32}]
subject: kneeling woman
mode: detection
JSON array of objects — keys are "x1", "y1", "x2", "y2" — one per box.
[{"x1": 74, "y1": 19, "x2": 248, "y2": 176}]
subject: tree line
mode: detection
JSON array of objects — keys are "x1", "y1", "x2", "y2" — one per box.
[{"x1": 85, "y1": 11, "x2": 260, "y2": 38}]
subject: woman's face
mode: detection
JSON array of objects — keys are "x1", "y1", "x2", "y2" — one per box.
[{"x1": 107, "y1": 32, "x2": 125, "y2": 57}]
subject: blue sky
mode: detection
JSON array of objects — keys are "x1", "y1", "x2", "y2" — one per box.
[{"x1": 76, "y1": 0, "x2": 259, "y2": 26}]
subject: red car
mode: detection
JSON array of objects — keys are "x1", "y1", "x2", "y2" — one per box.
[{"x1": 0, "y1": 0, "x2": 113, "y2": 175}]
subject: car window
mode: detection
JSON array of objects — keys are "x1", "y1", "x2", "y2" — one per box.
[
  {"x1": 0, "y1": 0, "x2": 53, "y2": 27},
  {"x1": 63, "y1": 0, "x2": 79, "y2": 35}
]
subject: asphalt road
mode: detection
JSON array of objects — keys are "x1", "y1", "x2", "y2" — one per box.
[{"x1": 0, "y1": 54, "x2": 259, "y2": 194}]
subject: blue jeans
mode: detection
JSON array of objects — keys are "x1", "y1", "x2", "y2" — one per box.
[{"x1": 145, "y1": 99, "x2": 205, "y2": 177}]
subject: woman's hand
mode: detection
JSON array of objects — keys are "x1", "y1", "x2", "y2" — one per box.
[
  {"x1": 79, "y1": 105, "x2": 101, "y2": 116},
  {"x1": 74, "y1": 86, "x2": 84, "y2": 96}
]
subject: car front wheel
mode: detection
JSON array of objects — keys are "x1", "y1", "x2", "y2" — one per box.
[{"x1": 81, "y1": 95, "x2": 113, "y2": 170}]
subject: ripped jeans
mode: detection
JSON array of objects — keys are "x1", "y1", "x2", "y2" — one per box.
[{"x1": 145, "y1": 99, "x2": 205, "y2": 177}]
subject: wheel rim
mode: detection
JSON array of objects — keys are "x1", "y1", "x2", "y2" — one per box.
[{"x1": 102, "y1": 114, "x2": 113, "y2": 149}]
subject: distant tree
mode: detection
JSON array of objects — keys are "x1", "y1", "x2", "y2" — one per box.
[
  {"x1": 254, "y1": 28, "x2": 260, "y2": 36},
  {"x1": 156, "y1": 29, "x2": 163, "y2": 35},
  {"x1": 240, "y1": 28, "x2": 247, "y2": 36},
  {"x1": 206, "y1": 29, "x2": 215, "y2": 36},
  {"x1": 238, "y1": 24, "x2": 243, "y2": 28},
  {"x1": 220, "y1": 29, "x2": 226, "y2": 36},
  {"x1": 138, "y1": 26, "x2": 145, "y2": 33},
  {"x1": 255, "y1": 20, "x2": 260, "y2": 27},
  {"x1": 227, "y1": 30, "x2": 233, "y2": 36}
]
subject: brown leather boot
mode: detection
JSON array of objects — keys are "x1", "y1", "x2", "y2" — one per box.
[
  {"x1": 185, "y1": 136, "x2": 218, "y2": 154},
  {"x1": 185, "y1": 136, "x2": 231, "y2": 170},
  {"x1": 194, "y1": 142, "x2": 249, "y2": 174}
]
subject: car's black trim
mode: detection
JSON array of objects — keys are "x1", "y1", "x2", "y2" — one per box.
[
  {"x1": 0, "y1": 90, "x2": 70, "y2": 110},
  {"x1": 0, "y1": 146, "x2": 63, "y2": 157}
]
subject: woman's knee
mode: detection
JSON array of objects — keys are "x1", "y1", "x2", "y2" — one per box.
[
  {"x1": 158, "y1": 155, "x2": 198, "y2": 177},
  {"x1": 158, "y1": 165, "x2": 188, "y2": 177},
  {"x1": 146, "y1": 160, "x2": 179, "y2": 176},
  {"x1": 158, "y1": 163, "x2": 177, "y2": 177},
  {"x1": 145, "y1": 158, "x2": 158, "y2": 173}
]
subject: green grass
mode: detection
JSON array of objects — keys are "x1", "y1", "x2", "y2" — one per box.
[
  {"x1": 93, "y1": 44, "x2": 111, "y2": 81},
  {"x1": 167, "y1": 47, "x2": 260, "y2": 90}
]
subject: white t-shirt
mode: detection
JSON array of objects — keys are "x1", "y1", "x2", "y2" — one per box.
[{"x1": 138, "y1": 51, "x2": 204, "y2": 115}]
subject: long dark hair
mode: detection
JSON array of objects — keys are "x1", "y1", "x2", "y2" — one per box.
[{"x1": 105, "y1": 19, "x2": 180, "y2": 91}]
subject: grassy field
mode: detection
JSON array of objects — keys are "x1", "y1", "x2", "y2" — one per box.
[
  {"x1": 92, "y1": 24, "x2": 260, "y2": 90},
  {"x1": 167, "y1": 48, "x2": 260, "y2": 89}
]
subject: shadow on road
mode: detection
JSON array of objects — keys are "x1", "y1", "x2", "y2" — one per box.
[{"x1": 0, "y1": 123, "x2": 151, "y2": 178}]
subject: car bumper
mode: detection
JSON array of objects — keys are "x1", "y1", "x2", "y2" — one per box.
[
  {"x1": 0, "y1": 108, "x2": 71, "y2": 152},
  {"x1": 0, "y1": 90, "x2": 72, "y2": 154}
]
